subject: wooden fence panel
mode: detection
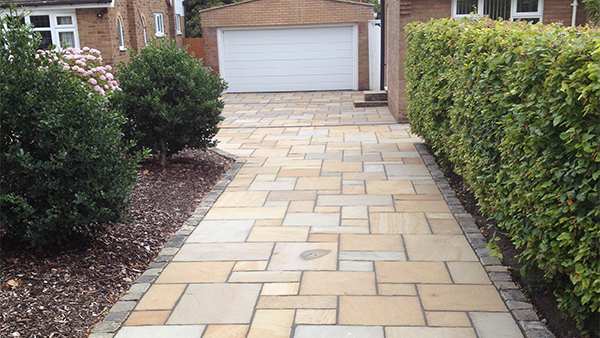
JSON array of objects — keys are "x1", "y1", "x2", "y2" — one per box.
[{"x1": 183, "y1": 38, "x2": 203, "y2": 59}]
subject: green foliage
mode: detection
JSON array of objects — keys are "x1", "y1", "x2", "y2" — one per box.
[
  {"x1": 583, "y1": 0, "x2": 600, "y2": 26},
  {"x1": 185, "y1": 0, "x2": 244, "y2": 37},
  {"x1": 0, "y1": 9, "x2": 140, "y2": 247},
  {"x1": 111, "y1": 39, "x2": 226, "y2": 165},
  {"x1": 406, "y1": 19, "x2": 600, "y2": 335}
]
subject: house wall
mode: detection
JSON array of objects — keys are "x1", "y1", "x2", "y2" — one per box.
[
  {"x1": 386, "y1": 0, "x2": 590, "y2": 122},
  {"x1": 200, "y1": 0, "x2": 375, "y2": 90},
  {"x1": 77, "y1": 0, "x2": 182, "y2": 66}
]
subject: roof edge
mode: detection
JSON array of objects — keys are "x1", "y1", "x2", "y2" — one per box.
[
  {"x1": 200, "y1": 0, "x2": 374, "y2": 14},
  {"x1": 1, "y1": 0, "x2": 112, "y2": 8}
]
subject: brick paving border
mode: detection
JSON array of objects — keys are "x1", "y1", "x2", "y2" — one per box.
[
  {"x1": 88, "y1": 148, "x2": 245, "y2": 338},
  {"x1": 415, "y1": 142, "x2": 555, "y2": 338}
]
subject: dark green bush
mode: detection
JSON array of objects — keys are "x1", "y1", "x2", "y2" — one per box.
[
  {"x1": 406, "y1": 19, "x2": 600, "y2": 334},
  {"x1": 0, "y1": 11, "x2": 140, "y2": 247},
  {"x1": 111, "y1": 39, "x2": 226, "y2": 165}
]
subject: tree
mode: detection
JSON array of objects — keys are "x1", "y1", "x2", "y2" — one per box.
[
  {"x1": 111, "y1": 39, "x2": 226, "y2": 166},
  {"x1": 583, "y1": 0, "x2": 600, "y2": 25},
  {"x1": 185, "y1": 0, "x2": 243, "y2": 37}
]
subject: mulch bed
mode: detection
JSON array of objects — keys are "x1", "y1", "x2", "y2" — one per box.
[
  {"x1": 439, "y1": 161, "x2": 585, "y2": 338},
  {"x1": 0, "y1": 149, "x2": 232, "y2": 338}
]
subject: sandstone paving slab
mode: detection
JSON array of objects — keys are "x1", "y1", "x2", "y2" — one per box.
[
  {"x1": 247, "y1": 309, "x2": 294, "y2": 338},
  {"x1": 155, "y1": 262, "x2": 234, "y2": 284},
  {"x1": 114, "y1": 325, "x2": 206, "y2": 338},
  {"x1": 204, "y1": 207, "x2": 287, "y2": 220},
  {"x1": 256, "y1": 295, "x2": 337, "y2": 309},
  {"x1": 295, "y1": 177, "x2": 341, "y2": 190},
  {"x1": 378, "y1": 283, "x2": 417, "y2": 296},
  {"x1": 404, "y1": 235, "x2": 478, "y2": 261},
  {"x1": 135, "y1": 284, "x2": 186, "y2": 310},
  {"x1": 339, "y1": 296, "x2": 425, "y2": 325},
  {"x1": 233, "y1": 261, "x2": 268, "y2": 271},
  {"x1": 294, "y1": 325, "x2": 384, "y2": 338},
  {"x1": 228, "y1": 271, "x2": 301, "y2": 283},
  {"x1": 261, "y1": 283, "x2": 300, "y2": 296},
  {"x1": 167, "y1": 283, "x2": 261, "y2": 324},
  {"x1": 203, "y1": 325, "x2": 249, "y2": 338},
  {"x1": 317, "y1": 194, "x2": 393, "y2": 206},
  {"x1": 366, "y1": 180, "x2": 415, "y2": 195},
  {"x1": 173, "y1": 243, "x2": 274, "y2": 262},
  {"x1": 340, "y1": 234, "x2": 404, "y2": 251},
  {"x1": 375, "y1": 261, "x2": 453, "y2": 284},
  {"x1": 294, "y1": 309, "x2": 336, "y2": 324},
  {"x1": 425, "y1": 311, "x2": 472, "y2": 327},
  {"x1": 300, "y1": 271, "x2": 377, "y2": 295},
  {"x1": 418, "y1": 284, "x2": 508, "y2": 311},
  {"x1": 268, "y1": 242, "x2": 337, "y2": 271},
  {"x1": 447, "y1": 262, "x2": 492, "y2": 284},
  {"x1": 187, "y1": 220, "x2": 254, "y2": 243},
  {"x1": 341, "y1": 205, "x2": 368, "y2": 219},
  {"x1": 339, "y1": 251, "x2": 407, "y2": 261},
  {"x1": 395, "y1": 200, "x2": 451, "y2": 213},
  {"x1": 124, "y1": 311, "x2": 170, "y2": 326},
  {"x1": 385, "y1": 327, "x2": 477, "y2": 338},
  {"x1": 370, "y1": 213, "x2": 430, "y2": 234},
  {"x1": 282, "y1": 213, "x2": 340, "y2": 227},
  {"x1": 213, "y1": 191, "x2": 268, "y2": 207},
  {"x1": 339, "y1": 260, "x2": 373, "y2": 271},
  {"x1": 470, "y1": 312, "x2": 524, "y2": 338},
  {"x1": 246, "y1": 226, "x2": 309, "y2": 242}
]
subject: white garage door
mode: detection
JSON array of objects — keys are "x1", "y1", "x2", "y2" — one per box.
[{"x1": 218, "y1": 24, "x2": 358, "y2": 93}]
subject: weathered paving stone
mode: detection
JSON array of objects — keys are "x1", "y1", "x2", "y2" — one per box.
[
  {"x1": 91, "y1": 321, "x2": 121, "y2": 333},
  {"x1": 127, "y1": 283, "x2": 151, "y2": 294},
  {"x1": 103, "y1": 312, "x2": 127, "y2": 323},
  {"x1": 489, "y1": 272, "x2": 513, "y2": 282},
  {"x1": 524, "y1": 329, "x2": 554, "y2": 338},
  {"x1": 495, "y1": 282, "x2": 520, "y2": 290},
  {"x1": 110, "y1": 301, "x2": 137, "y2": 313},
  {"x1": 149, "y1": 261, "x2": 168, "y2": 269},
  {"x1": 506, "y1": 300, "x2": 533, "y2": 310},
  {"x1": 480, "y1": 256, "x2": 502, "y2": 266},
  {"x1": 500, "y1": 289, "x2": 528, "y2": 302},
  {"x1": 88, "y1": 333, "x2": 115, "y2": 338},
  {"x1": 513, "y1": 309, "x2": 540, "y2": 321},
  {"x1": 164, "y1": 236, "x2": 186, "y2": 248}
]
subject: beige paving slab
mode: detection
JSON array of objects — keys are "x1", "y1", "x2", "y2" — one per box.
[
  {"x1": 426, "y1": 311, "x2": 472, "y2": 327},
  {"x1": 395, "y1": 200, "x2": 451, "y2": 213},
  {"x1": 257, "y1": 295, "x2": 337, "y2": 309},
  {"x1": 385, "y1": 327, "x2": 477, "y2": 338},
  {"x1": 366, "y1": 180, "x2": 415, "y2": 195},
  {"x1": 135, "y1": 284, "x2": 186, "y2": 310},
  {"x1": 288, "y1": 200, "x2": 315, "y2": 212},
  {"x1": 295, "y1": 177, "x2": 341, "y2": 190},
  {"x1": 282, "y1": 213, "x2": 340, "y2": 227},
  {"x1": 300, "y1": 271, "x2": 377, "y2": 295},
  {"x1": 404, "y1": 235, "x2": 478, "y2": 261},
  {"x1": 267, "y1": 190, "x2": 317, "y2": 202},
  {"x1": 247, "y1": 310, "x2": 295, "y2": 338},
  {"x1": 339, "y1": 296, "x2": 425, "y2": 325},
  {"x1": 187, "y1": 220, "x2": 254, "y2": 243},
  {"x1": 340, "y1": 234, "x2": 404, "y2": 251},
  {"x1": 228, "y1": 271, "x2": 302, "y2": 283},
  {"x1": 370, "y1": 213, "x2": 431, "y2": 234},
  {"x1": 428, "y1": 218, "x2": 464, "y2": 234},
  {"x1": 233, "y1": 261, "x2": 268, "y2": 271},
  {"x1": 470, "y1": 312, "x2": 524, "y2": 338},
  {"x1": 261, "y1": 283, "x2": 300, "y2": 296},
  {"x1": 247, "y1": 226, "x2": 309, "y2": 242},
  {"x1": 268, "y1": 242, "x2": 337, "y2": 271},
  {"x1": 203, "y1": 325, "x2": 249, "y2": 338},
  {"x1": 418, "y1": 284, "x2": 508, "y2": 311},
  {"x1": 317, "y1": 194, "x2": 393, "y2": 206},
  {"x1": 214, "y1": 191, "x2": 269, "y2": 207},
  {"x1": 447, "y1": 262, "x2": 492, "y2": 284},
  {"x1": 174, "y1": 243, "x2": 274, "y2": 262},
  {"x1": 308, "y1": 233, "x2": 339, "y2": 242},
  {"x1": 167, "y1": 283, "x2": 261, "y2": 324},
  {"x1": 341, "y1": 205, "x2": 368, "y2": 219},
  {"x1": 204, "y1": 207, "x2": 287, "y2": 220},
  {"x1": 155, "y1": 262, "x2": 234, "y2": 284},
  {"x1": 295, "y1": 326, "x2": 384, "y2": 338},
  {"x1": 378, "y1": 283, "x2": 417, "y2": 296},
  {"x1": 375, "y1": 261, "x2": 452, "y2": 284},
  {"x1": 295, "y1": 309, "x2": 337, "y2": 324},
  {"x1": 124, "y1": 311, "x2": 170, "y2": 326}
]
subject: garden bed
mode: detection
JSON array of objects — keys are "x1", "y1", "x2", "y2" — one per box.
[{"x1": 0, "y1": 149, "x2": 232, "y2": 337}]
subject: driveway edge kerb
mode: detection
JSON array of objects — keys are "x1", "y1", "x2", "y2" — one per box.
[
  {"x1": 415, "y1": 142, "x2": 554, "y2": 338},
  {"x1": 88, "y1": 148, "x2": 246, "y2": 338}
]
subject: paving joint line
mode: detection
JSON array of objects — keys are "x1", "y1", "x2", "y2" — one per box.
[
  {"x1": 219, "y1": 121, "x2": 400, "y2": 129},
  {"x1": 415, "y1": 142, "x2": 554, "y2": 338},
  {"x1": 88, "y1": 148, "x2": 246, "y2": 338}
]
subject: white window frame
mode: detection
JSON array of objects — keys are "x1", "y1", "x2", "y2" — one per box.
[
  {"x1": 175, "y1": 14, "x2": 182, "y2": 35},
  {"x1": 140, "y1": 15, "x2": 147, "y2": 44},
  {"x1": 117, "y1": 16, "x2": 126, "y2": 51},
  {"x1": 452, "y1": 0, "x2": 543, "y2": 22},
  {"x1": 11, "y1": 10, "x2": 80, "y2": 49},
  {"x1": 154, "y1": 13, "x2": 164, "y2": 37}
]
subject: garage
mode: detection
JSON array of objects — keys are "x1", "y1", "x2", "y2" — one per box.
[
  {"x1": 219, "y1": 25, "x2": 358, "y2": 92},
  {"x1": 201, "y1": 0, "x2": 375, "y2": 93}
]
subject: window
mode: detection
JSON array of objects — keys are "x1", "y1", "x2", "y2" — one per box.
[
  {"x1": 154, "y1": 13, "x2": 164, "y2": 37},
  {"x1": 140, "y1": 15, "x2": 147, "y2": 44},
  {"x1": 21, "y1": 12, "x2": 79, "y2": 49},
  {"x1": 117, "y1": 16, "x2": 125, "y2": 50},
  {"x1": 452, "y1": 0, "x2": 543, "y2": 22},
  {"x1": 175, "y1": 14, "x2": 182, "y2": 35}
]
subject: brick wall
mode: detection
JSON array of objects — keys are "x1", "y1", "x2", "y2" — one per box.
[
  {"x1": 385, "y1": 0, "x2": 584, "y2": 122},
  {"x1": 200, "y1": 0, "x2": 375, "y2": 90},
  {"x1": 386, "y1": 0, "x2": 449, "y2": 121}
]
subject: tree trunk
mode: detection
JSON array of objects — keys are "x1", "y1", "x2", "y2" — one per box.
[{"x1": 159, "y1": 135, "x2": 167, "y2": 166}]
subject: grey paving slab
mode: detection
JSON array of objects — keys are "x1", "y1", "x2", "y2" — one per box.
[
  {"x1": 187, "y1": 220, "x2": 254, "y2": 243},
  {"x1": 317, "y1": 194, "x2": 393, "y2": 206},
  {"x1": 173, "y1": 243, "x2": 274, "y2": 261}
]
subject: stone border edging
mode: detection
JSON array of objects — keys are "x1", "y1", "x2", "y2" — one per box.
[
  {"x1": 88, "y1": 148, "x2": 246, "y2": 338},
  {"x1": 415, "y1": 142, "x2": 554, "y2": 338}
]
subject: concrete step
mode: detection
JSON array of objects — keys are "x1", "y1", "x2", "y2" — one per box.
[
  {"x1": 354, "y1": 100, "x2": 388, "y2": 108},
  {"x1": 363, "y1": 90, "x2": 387, "y2": 102}
]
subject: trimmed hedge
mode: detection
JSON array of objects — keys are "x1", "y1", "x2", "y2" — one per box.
[{"x1": 406, "y1": 19, "x2": 599, "y2": 334}]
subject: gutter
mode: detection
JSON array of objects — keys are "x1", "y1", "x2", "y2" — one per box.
[
  {"x1": 380, "y1": 0, "x2": 385, "y2": 90},
  {"x1": 571, "y1": 0, "x2": 578, "y2": 26}
]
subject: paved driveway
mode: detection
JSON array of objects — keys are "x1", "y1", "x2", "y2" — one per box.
[{"x1": 105, "y1": 92, "x2": 526, "y2": 338}]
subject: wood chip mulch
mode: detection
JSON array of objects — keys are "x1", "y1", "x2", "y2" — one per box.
[{"x1": 0, "y1": 149, "x2": 233, "y2": 338}]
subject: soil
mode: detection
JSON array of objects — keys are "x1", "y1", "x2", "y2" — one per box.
[
  {"x1": 0, "y1": 149, "x2": 233, "y2": 338},
  {"x1": 440, "y1": 162, "x2": 586, "y2": 338}
]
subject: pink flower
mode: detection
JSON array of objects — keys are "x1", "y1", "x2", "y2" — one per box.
[
  {"x1": 105, "y1": 65, "x2": 112, "y2": 71},
  {"x1": 89, "y1": 78, "x2": 98, "y2": 85},
  {"x1": 99, "y1": 75, "x2": 107, "y2": 81},
  {"x1": 63, "y1": 65, "x2": 70, "y2": 71},
  {"x1": 82, "y1": 47, "x2": 90, "y2": 52},
  {"x1": 106, "y1": 73, "x2": 114, "y2": 80}
]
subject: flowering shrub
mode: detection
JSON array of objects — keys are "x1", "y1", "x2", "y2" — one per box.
[{"x1": 37, "y1": 47, "x2": 120, "y2": 96}]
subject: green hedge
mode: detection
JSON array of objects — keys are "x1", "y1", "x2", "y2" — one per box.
[{"x1": 406, "y1": 19, "x2": 600, "y2": 334}]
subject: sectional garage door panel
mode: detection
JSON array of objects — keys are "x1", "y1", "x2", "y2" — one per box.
[{"x1": 219, "y1": 25, "x2": 357, "y2": 93}]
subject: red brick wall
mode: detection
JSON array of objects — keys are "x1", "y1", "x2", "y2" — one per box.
[
  {"x1": 200, "y1": 0, "x2": 375, "y2": 90},
  {"x1": 544, "y1": 0, "x2": 589, "y2": 25}
]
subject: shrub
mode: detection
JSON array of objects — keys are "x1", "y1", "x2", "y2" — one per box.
[
  {"x1": 0, "y1": 10, "x2": 140, "y2": 247},
  {"x1": 111, "y1": 39, "x2": 226, "y2": 165},
  {"x1": 406, "y1": 19, "x2": 600, "y2": 334}
]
